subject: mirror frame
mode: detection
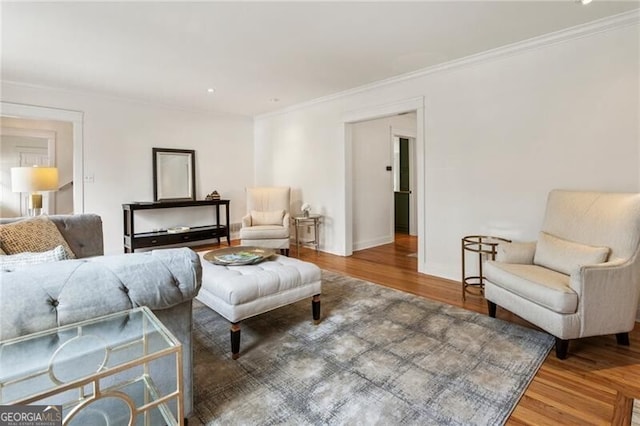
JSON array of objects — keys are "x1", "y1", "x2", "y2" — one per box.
[{"x1": 152, "y1": 148, "x2": 196, "y2": 202}]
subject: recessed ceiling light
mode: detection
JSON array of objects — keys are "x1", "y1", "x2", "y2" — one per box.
[
  {"x1": 207, "y1": 88, "x2": 215, "y2": 93},
  {"x1": 577, "y1": 0, "x2": 592, "y2": 4},
  {"x1": 269, "y1": 98, "x2": 280, "y2": 103}
]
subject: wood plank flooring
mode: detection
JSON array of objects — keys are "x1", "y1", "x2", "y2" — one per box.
[{"x1": 198, "y1": 235, "x2": 640, "y2": 425}]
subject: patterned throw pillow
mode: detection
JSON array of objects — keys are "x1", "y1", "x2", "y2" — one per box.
[
  {"x1": 0, "y1": 245, "x2": 69, "y2": 270},
  {"x1": 0, "y1": 217, "x2": 76, "y2": 259}
]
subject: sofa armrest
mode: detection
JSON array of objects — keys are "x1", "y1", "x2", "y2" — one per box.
[
  {"x1": 0, "y1": 247, "x2": 202, "y2": 340},
  {"x1": 570, "y1": 257, "x2": 640, "y2": 337},
  {"x1": 242, "y1": 214, "x2": 251, "y2": 228},
  {"x1": 495, "y1": 241, "x2": 537, "y2": 264}
]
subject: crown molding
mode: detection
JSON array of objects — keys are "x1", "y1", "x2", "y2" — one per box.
[
  {"x1": 256, "y1": 9, "x2": 639, "y2": 121},
  {"x1": 1, "y1": 80, "x2": 253, "y2": 120}
]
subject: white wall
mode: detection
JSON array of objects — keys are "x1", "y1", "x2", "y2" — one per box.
[
  {"x1": 254, "y1": 106, "x2": 348, "y2": 252},
  {"x1": 351, "y1": 113, "x2": 417, "y2": 250},
  {"x1": 1, "y1": 83, "x2": 254, "y2": 254},
  {"x1": 255, "y1": 22, "x2": 640, "y2": 281}
]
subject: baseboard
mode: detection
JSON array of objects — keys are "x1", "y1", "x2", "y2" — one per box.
[{"x1": 352, "y1": 236, "x2": 393, "y2": 251}]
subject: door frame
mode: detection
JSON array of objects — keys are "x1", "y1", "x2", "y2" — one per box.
[
  {"x1": 1, "y1": 102, "x2": 84, "y2": 213},
  {"x1": 342, "y1": 96, "x2": 426, "y2": 273}
]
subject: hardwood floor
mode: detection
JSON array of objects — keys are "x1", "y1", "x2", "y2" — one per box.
[{"x1": 199, "y1": 235, "x2": 640, "y2": 425}]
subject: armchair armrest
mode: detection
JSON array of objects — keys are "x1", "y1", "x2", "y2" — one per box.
[
  {"x1": 242, "y1": 214, "x2": 251, "y2": 228},
  {"x1": 570, "y1": 257, "x2": 640, "y2": 337},
  {"x1": 282, "y1": 212, "x2": 291, "y2": 227},
  {"x1": 495, "y1": 241, "x2": 537, "y2": 264}
]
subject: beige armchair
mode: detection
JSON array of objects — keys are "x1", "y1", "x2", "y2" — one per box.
[
  {"x1": 239, "y1": 187, "x2": 291, "y2": 255},
  {"x1": 485, "y1": 190, "x2": 640, "y2": 359}
]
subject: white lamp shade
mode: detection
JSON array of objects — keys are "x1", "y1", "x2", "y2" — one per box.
[{"x1": 11, "y1": 167, "x2": 59, "y2": 193}]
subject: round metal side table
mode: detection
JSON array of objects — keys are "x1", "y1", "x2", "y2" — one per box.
[{"x1": 461, "y1": 235, "x2": 511, "y2": 300}]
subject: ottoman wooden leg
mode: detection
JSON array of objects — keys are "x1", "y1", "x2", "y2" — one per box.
[
  {"x1": 230, "y1": 322, "x2": 241, "y2": 360},
  {"x1": 312, "y1": 294, "x2": 321, "y2": 324}
]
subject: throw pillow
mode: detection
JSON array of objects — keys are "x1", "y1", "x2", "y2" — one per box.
[
  {"x1": 533, "y1": 231, "x2": 609, "y2": 275},
  {"x1": 0, "y1": 245, "x2": 69, "y2": 270},
  {"x1": 0, "y1": 217, "x2": 76, "y2": 258},
  {"x1": 0, "y1": 244, "x2": 5, "y2": 255},
  {"x1": 251, "y1": 210, "x2": 285, "y2": 226},
  {"x1": 496, "y1": 241, "x2": 536, "y2": 264}
]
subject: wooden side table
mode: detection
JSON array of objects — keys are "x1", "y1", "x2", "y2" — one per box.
[{"x1": 461, "y1": 235, "x2": 511, "y2": 300}]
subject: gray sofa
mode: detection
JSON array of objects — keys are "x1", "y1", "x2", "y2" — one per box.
[{"x1": 0, "y1": 214, "x2": 202, "y2": 417}]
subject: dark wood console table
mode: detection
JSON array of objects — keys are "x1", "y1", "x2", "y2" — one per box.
[{"x1": 123, "y1": 200, "x2": 230, "y2": 253}]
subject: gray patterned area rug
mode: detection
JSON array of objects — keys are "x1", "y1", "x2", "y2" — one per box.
[{"x1": 192, "y1": 270, "x2": 554, "y2": 425}]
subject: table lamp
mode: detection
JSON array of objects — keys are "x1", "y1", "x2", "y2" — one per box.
[{"x1": 11, "y1": 166, "x2": 59, "y2": 216}]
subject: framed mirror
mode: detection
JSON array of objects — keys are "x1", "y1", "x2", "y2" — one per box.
[{"x1": 152, "y1": 148, "x2": 196, "y2": 202}]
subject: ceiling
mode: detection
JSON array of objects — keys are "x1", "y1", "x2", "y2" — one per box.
[{"x1": 2, "y1": 1, "x2": 638, "y2": 117}]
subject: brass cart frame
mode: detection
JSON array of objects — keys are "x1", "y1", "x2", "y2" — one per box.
[{"x1": 461, "y1": 235, "x2": 511, "y2": 301}]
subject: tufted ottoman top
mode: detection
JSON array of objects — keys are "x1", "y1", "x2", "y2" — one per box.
[{"x1": 198, "y1": 253, "x2": 321, "y2": 306}]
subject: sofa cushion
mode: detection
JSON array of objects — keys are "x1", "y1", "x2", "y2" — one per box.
[
  {"x1": 250, "y1": 210, "x2": 284, "y2": 226},
  {"x1": 0, "y1": 245, "x2": 69, "y2": 271},
  {"x1": 533, "y1": 232, "x2": 609, "y2": 275},
  {"x1": 48, "y1": 214, "x2": 104, "y2": 258},
  {"x1": 0, "y1": 216, "x2": 76, "y2": 259},
  {"x1": 485, "y1": 261, "x2": 577, "y2": 314}
]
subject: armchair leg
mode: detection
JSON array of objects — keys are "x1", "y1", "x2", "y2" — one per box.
[
  {"x1": 555, "y1": 338, "x2": 569, "y2": 360},
  {"x1": 616, "y1": 332, "x2": 630, "y2": 346},
  {"x1": 487, "y1": 301, "x2": 497, "y2": 318}
]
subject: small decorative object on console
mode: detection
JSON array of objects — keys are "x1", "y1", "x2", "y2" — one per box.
[
  {"x1": 205, "y1": 190, "x2": 221, "y2": 200},
  {"x1": 301, "y1": 203, "x2": 311, "y2": 218}
]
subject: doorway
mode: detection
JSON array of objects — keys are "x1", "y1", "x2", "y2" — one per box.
[
  {"x1": 343, "y1": 96, "x2": 425, "y2": 273},
  {"x1": 0, "y1": 102, "x2": 84, "y2": 214},
  {"x1": 350, "y1": 115, "x2": 417, "y2": 251}
]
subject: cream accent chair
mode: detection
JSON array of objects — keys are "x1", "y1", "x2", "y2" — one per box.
[
  {"x1": 240, "y1": 187, "x2": 291, "y2": 255},
  {"x1": 485, "y1": 190, "x2": 640, "y2": 359}
]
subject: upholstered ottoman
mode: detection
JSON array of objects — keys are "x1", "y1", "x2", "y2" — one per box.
[{"x1": 196, "y1": 252, "x2": 322, "y2": 359}]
